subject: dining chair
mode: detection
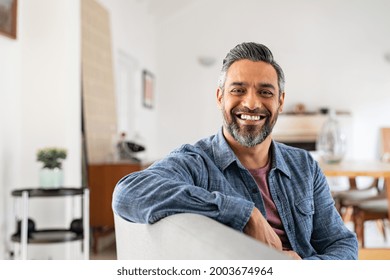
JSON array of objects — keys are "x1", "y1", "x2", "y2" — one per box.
[
  {"x1": 350, "y1": 127, "x2": 390, "y2": 247},
  {"x1": 353, "y1": 195, "x2": 388, "y2": 247},
  {"x1": 332, "y1": 178, "x2": 380, "y2": 222},
  {"x1": 331, "y1": 128, "x2": 390, "y2": 245}
]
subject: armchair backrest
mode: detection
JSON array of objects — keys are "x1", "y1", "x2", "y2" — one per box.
[{"x1": 114, "y1": 213, "x2": 290, "y2": 260}]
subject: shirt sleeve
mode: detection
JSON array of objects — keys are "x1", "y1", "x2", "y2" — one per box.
[
  {"x1": 304, "y1": 161, "x2": 358, "y2": 260},
  {"x1": 112, "y1": 150, "x2": 254, "y2": 232}
]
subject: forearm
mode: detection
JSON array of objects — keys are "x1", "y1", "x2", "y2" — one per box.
[
  {"x1": 243, "y1": 207, "x2": 282, "y2": 250},
  {"x1": 112, "y1": 168, "x2": 254, "y2": 231}
]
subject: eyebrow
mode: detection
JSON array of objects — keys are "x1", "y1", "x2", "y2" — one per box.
[
  {"x1": 229, "y1": 82, "x2": 246, "y2": 87},
  {"x1": 228, "y1": 81, "x2": 276, "y2": 90},
  {"x1": 258, "y1": 83, "x2": 276, "y2": 90}
]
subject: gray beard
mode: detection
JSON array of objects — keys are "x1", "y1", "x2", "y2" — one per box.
[
  {"x1": 225, "y1": 119, "x2": 271, "y2": 147},
  {"x1": 222, "y1": 110, "x2": 277, "y2": 148}
]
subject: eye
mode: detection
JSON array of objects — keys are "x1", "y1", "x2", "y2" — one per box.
[
  {"x1": 259, "y1": 90, "x2": 274, "y2": 98},
  {"x1": 230, "y1": 88, "x2": 246, "y2": 95}
]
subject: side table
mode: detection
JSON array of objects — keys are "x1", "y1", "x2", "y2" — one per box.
[{"x1": 11, "y1": 187, "x2": 89, "y2": 260}]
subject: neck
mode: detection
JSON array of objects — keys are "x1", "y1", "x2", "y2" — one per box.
[{"x1": 223, "y1": 128, "x2": 272, "y2": 169}]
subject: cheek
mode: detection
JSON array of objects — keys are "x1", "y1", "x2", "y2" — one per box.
[
  {"x1": 223, "y1": 96, "x2": 241, "y2": 110},
  {"x1": 221, "y1": 102, "x2": 235, "y2": 121},
  {"x1": 269, "y1": 100, "x2": 281, "y2": 112},
  {"x1": 220, "y1": 98, "x2": 231, "y2": 112}
]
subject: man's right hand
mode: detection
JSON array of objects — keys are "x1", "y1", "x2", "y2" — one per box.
[{"x1": 243, "y1": 207, "x2": 282, "y2": 251}]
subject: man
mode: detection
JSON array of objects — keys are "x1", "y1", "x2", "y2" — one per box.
[{"x1": 112, "y1": 42, "x2": 358, "y2": 260}]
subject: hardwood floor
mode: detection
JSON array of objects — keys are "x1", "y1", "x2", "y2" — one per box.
[
  {"x1": 90, "y1": 241, "x2": 116, "y2": 260},
  {"x1": 359, "y1": 248, "x2": 390, "y2": 260},
  {"x1": 90, "y1": 232, "x2": 116, "y2": 260}
]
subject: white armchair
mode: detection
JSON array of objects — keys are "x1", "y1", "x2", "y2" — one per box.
[{"x1": 114, "y1": 213, "x2": 290, "y2": 260}]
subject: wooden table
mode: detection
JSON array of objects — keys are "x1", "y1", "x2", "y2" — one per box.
[{"x1": 319, "y1": 160, "x2": 390, "y2": 190}]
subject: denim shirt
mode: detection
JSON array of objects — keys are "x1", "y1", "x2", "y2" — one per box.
[{"x1": 113, "y1": 129, "x2": 358, "y2": 260}]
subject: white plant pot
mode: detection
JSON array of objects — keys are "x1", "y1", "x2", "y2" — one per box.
[{"x1": 39, "y1": 168, "x2": 64, "y2": 188}]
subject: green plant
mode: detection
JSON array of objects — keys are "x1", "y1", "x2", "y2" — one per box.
[{"x1": 37, "y1": 147, "x2": 67, "y2": 169}]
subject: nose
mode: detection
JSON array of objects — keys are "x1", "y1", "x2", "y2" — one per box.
[{"x1": 242, "y1": 90, "x2": 261, "y2": 110}]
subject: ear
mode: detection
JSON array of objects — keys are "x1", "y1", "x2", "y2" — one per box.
[
  {"x1": 278, "y1": 92, "x2": 285, "y2": 113},
  {"x1": 216, "y1": 87, "x2": 224, "y2": 108}
]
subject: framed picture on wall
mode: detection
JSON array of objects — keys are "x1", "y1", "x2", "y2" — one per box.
[
  {"x1": 0, "y1": 0, "x2": 17, "y2": 39},
  {"x1": 142, "y1": 70, "x2": 154, "y2": 109}
]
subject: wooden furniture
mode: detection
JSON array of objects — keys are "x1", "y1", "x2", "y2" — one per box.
[
  {"x1": 322, "y1": 160, "x2": 388, "y2": 218},
  {"x1": 320, "y1": 160, "x2": 390, "y2": 185},
  {"x1": 358, "y1": 248, "x2": 390, "y2": 260},
  {"x1": 353, "y1": 197, "x2": 388, "y2": 247},
  {"x1": 11, "y1": 187, "x2": 89, "y2": 260},
  {"x1": 351, "y1": 127, "x2": 390, "y2": 247},
  {"x1": 381, "y1": 127, "x2": 390, "y2": 160},
  {"x1": 87, "y1": 162, "x2": 141, "y2": 253},
  {"x1": 320, "y1": 159, "x2": 390, "y2": 247}
]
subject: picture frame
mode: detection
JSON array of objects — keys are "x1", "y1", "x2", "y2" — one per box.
[
  {"x1": 142, "y1": 70, "x2": 154, "y2": 109},
  {"x1": 0, "y1": 0, "x2": 17, "y2": 39}
]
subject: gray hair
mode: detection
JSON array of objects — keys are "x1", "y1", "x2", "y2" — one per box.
[{"x1": 218, "y1": 42, "x2": 285, "y2": 95}]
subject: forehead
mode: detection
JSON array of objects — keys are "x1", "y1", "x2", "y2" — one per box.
[{"x1": 225, "y1": 59, "x2": 278, "y2": 86}]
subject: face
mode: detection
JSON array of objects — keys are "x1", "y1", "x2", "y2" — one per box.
[{"x1": 217, "y1": 59, "x2": 285, "y2": 147}]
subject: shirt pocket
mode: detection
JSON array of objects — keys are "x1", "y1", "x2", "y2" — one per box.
[
  {"x1": 295, "y1": 197, "x2": 314, "y2": 215},
  {"x1": 294, "y1": 197, "x2": 314, "y2": 234}
]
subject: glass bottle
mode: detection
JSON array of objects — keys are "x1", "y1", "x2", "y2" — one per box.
[{"x1": 316, "y1": 109, "x2": 347, "y2": 163}]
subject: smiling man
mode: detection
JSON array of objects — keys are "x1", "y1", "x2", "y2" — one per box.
[{"x1": 112, "y1": 42, "x2": 358, "y2": 260}]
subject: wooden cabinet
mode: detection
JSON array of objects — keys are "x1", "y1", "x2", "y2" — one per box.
[{"x1": 87, "y1": 162, "x2": 141, "y2": 252}]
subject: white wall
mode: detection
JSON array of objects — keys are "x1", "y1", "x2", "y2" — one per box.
[
  {"x1": 0, "y1": 0, "x2": 81, "y2": 259},
  {"x1": 154, "y1": 0, "x2": 390, "y2": 160},
  {"x1": 20, "y1": 0, "x2": 81, "y2": 188},
  {"x1": 20, "y1": 0, "x2": 82, "y2": 259},
  {"x1": 0, "y1": 15, "x2": 22, "y2": 260}
]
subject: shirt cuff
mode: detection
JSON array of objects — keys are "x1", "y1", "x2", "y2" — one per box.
[{"x1": 218, "y1": 195, "x2": 255, "y2": 232}]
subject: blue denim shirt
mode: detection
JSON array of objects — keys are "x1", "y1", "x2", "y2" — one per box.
[{"x1": 113, "y1": 129, "x2": 358, "y2": 260}]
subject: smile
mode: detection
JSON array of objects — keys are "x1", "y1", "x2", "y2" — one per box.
[{"x1": 237, "y1": 114, "x2": 266, "y2": 121}]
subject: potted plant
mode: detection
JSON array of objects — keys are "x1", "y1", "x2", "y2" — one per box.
[{"x1": 37, "y1": 147, "x2": 67, "y2": 188}]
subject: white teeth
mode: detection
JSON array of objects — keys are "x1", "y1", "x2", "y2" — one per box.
[{"x1": 240, "y1": 114, "x2": 261, "y2": 121}]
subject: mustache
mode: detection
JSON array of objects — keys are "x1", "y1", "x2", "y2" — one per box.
[{"x1": 231, "y1": 106, "x2": 271, "y2": 116}]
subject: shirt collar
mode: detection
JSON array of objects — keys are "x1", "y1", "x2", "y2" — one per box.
[
  {"x1": 212, "y1": 127, "x2": 291, "y2": 178},
  {"x1": 270, "y1": 141, "x2": 292, "y2": 179},
  {"x1": 212, "y1": 128, "x2": 239, "y2": 171}
]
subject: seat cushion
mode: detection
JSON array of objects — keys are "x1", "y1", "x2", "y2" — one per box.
[
  {"x1": 356, "y1": 199, "x2": 388, "y2": 213},
  {"x1": 333, "y1": 187, "x2": 379, "y2": 201}
]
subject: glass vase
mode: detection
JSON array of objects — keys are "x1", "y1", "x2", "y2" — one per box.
[{"x1": 316, "y1": 109, "x2": 347, "y2": 164}]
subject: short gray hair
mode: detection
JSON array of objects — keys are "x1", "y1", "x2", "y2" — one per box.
[{"x1": 218, "y1": 42, "x2": 285, "y2": 95}]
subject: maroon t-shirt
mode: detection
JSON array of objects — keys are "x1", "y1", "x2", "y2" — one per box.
[{"x1": 249, "y1": 161, "x2": 292, "y2": 250}]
